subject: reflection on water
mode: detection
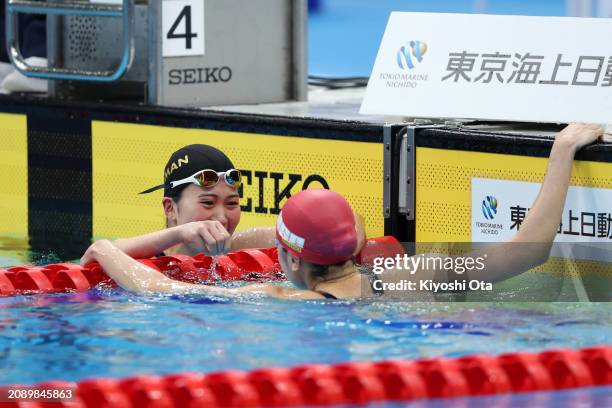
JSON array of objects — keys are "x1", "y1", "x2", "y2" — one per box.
[
  {"x1": 0, "y1": 234, "x2": 86, "y2": 268},
  {"x1": 0, "y1": 235, "x2": 30, "y2": 267}
]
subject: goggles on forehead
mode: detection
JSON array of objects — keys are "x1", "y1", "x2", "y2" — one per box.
[{"x1": 170, "y1": 169, "x2": 242, "y2": 189}]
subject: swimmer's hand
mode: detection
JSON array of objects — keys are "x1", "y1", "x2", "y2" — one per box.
[
  {"x1": 177, "y1": 220, "x2": 231, "y2": 256},
  {"x1": 80, "y1": 239, "x2": 116, "y2": 267},
  {"x1": 555, "y1": 123, "x2": 603, "y2": 152}
]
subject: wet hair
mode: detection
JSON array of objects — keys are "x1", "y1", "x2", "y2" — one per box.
[{"x1": 309, "y1": 262, "x2": 330, "y2": 279}]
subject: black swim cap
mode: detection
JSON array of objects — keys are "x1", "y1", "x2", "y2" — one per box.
[{"x1": 139, "y1": 144, "x2": 235, "y2": 197}]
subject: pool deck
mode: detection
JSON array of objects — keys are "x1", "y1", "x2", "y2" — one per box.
[{"x1": 207, "y1": 86, "x2": 582, "y2": 139}]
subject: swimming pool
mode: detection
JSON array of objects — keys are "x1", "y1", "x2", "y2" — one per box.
[
  {"x1": 2, "y1": 289, "x2": 611, "y2": 385},
  {"x1": 1, "y1": 235, "x2": 611, "y2": 406}
]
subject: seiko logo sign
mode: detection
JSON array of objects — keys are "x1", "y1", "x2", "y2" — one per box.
[
  {"x1": 239, "y1": 170, "x2": 329, "y2": 215},
  {"x1": 168, "y1": 66, "x2": 233, "y2": 85}
]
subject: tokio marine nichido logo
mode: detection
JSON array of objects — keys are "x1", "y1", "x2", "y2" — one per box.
[
  {"x1": 476, "y1": 195, "x2": 503, "y2": 236},
  {"x1": 379, "y1": 40, "x2": 429, "y2": 88},
  {"x1": 481, "y1": 195, "x2": 498, "y2": 220},
  {"x1": 396, "y1": 40, "x2": 428, "y2": 70}
]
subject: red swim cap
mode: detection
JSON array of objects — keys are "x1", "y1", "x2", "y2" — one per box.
[{"x1": 276, "y1": 189, "x2": 357, "y2": 265}]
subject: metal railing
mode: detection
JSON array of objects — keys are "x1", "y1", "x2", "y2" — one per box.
[{"x1": 5, "y1": 0, "x2": 135, "y2": 82}]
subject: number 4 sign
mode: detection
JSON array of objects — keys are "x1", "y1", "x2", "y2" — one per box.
[{"x1": 162, "y1": 0, "x2": 205, "y2": 57}]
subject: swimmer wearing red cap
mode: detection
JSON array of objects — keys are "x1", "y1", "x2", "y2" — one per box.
[{"x1": 81, "y1": 123, "x2": 604, "y2": 300}]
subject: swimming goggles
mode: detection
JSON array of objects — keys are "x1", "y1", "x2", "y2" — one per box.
[{"x1": 170, "y1": 169, "x2": 242, "y2": 189}]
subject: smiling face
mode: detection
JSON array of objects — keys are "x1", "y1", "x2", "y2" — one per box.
[{"x1": 164, "y1": 183, "x2": 241, "y2": 234}]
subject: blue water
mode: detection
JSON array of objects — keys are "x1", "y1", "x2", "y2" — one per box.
[
  {"x1": 308, "y1": 0, "x2": 568, "y2": 76},
  {"x1": 1, "y1": 288, "x2": 610, "y2": 387}
]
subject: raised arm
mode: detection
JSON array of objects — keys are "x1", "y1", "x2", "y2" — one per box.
[
  {"x1": 380, "y1": 123, "x2": 603, "y2": 287},
  {"x1": 460, "y1": 123, "x2": 603, "y2": 282},
  {"x1": 512, "y1": 123, "x2": 603, "y2": 243}
]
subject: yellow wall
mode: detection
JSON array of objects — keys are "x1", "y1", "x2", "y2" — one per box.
[
  {"x1": 92, "y1": 121, "x2": 383, "y2": 239},
  {"x1": 0, "y1": 113, "x2": 27, "y2": 236},
  {"x1": 416, "y1": 147, "x2": 612, "y2": 242}
]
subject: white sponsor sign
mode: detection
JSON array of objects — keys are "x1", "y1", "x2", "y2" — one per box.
[
  {"x1": 162, "y1": 0, "x2": 205, "y2": 57},
  {"x1": 472, "y1": 178, "x2": 612, "y2": 261},
  {"x1": 361, "y1": 13, "x2": 612, "y2": 123}
]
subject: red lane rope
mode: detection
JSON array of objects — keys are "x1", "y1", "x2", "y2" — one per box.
[
  {"x1": 0, "y1": 237, "x2": 404, "y2": 297},
  {"x1": 1, "y1": 346, "x2": 609, "y2": 406}
]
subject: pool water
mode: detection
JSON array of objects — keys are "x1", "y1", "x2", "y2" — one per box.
[
  {"x1": 1, "y1": 233, "x2": 611, "y2": 406},
  {"x1": 1, "y1": 288, "x2": 610, "y2": 386}
]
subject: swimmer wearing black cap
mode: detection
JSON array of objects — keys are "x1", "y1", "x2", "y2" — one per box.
[
  {"x1": 81, "y1": 123, "x2": 604, "y2": 300},
  {"x1": 107, "y1": 144, "x2": 350, "y2": 259}
]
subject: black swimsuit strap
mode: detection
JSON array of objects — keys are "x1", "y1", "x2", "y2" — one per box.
[
  {"x1": 316, "y1": 290, "x2": 338, "y2": 300},
  {"x1": 314, "y1": 267, "x2": 384, "y2": 300}
]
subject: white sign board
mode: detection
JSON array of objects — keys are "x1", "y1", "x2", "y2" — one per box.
[
  {"x1": 361, "y1": 13, "x2": 612, "y2": 123},
  {"x1": 162, "y1": 0, "x2": 205, "y2": 57},
  {"x1": 472, "y1": 178, "x2": 612, "y2": 261}
]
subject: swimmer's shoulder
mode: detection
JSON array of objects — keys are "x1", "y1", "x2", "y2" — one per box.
[
  {"x1": 273, "y1": 286, "x2": 330, "y2": 300},
  {"x1": 235, "y1": 283, "x2": 327, "y2": 300}
]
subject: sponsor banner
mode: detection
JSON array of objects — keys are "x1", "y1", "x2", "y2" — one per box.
[
  {"x1": 361, "y1": 12, "x2": 612, "y2": 123},
  {"x1": 91, "y1": 121, "x2": 383, "y2": 239},
  {"x1": 472, "y1": 178, "x2": 612, "y2": 261}
]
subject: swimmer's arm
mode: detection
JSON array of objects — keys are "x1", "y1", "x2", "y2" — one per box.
[
  {"x1": 230, "y1": 227, "x2": 276, "y2": 251},
  {"x1": 381, "y1": 124, "x2": 603, "y2": 285},
  {"x1": 112, "y1": 220, "x2": 231, "y2": 258},
  {"x1": 111, "y1": 227, "x2": 184, "y2": 259},
  {"x1": 82, "y1": 240, "x2": 324, "y2": 299},
  {"x1": 511, "y1": 123, "x2": 602, "y2": 244},
  {"x1": 231, "y1": 211, "x2": 367, "y2": 255},
  {"x1": 460, "y1": 123, "x2": 603, "y2": 283},
  {"x1": 81, "y1": 239, "x2": 207, "y2": 293}
]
